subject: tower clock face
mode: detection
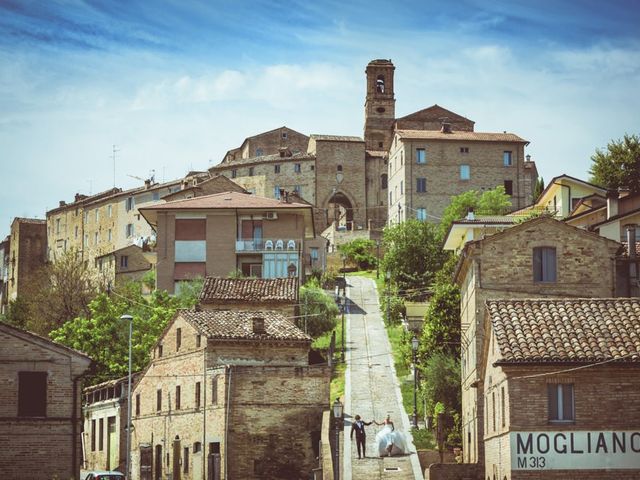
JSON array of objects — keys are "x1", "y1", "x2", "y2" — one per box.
[{"x1": 376, "y1": 107, "x2": 386, "y2": 113}]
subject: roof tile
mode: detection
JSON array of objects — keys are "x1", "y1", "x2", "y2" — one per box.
[
  {"x1": 396, "y1": 129, "x2": 528, "y2": 143},
  {"x1": 199, "y1": 277, "x2": 298, "y2": 304}
]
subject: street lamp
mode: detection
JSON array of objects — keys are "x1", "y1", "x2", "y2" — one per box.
[
  {"x1": 411, "y1": 335, "x2": 419, "y2": 429},
  {"x1": 341, "y1": 255, "x2": 346, "y2": 363},
  {"x1": 121, "y1": 314, "x2": 134, "y2": 480},
  {"x1": 333, "y1": 398, "x2": 343, "y2": 479}
]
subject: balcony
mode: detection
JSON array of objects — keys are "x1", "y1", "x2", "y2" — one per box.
[{"x1": 235, "y1": 238, "x2": 301, "y2": 253}]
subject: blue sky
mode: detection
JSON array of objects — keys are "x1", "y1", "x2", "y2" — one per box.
[{"x1": 1, "y1": 0, "x2": 639, "y2": 238}]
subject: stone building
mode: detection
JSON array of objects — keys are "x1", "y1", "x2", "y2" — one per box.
[
  {"x1": 449, "y1": 216, "x2": 621, "y2": 465},
  {"x1": 481, "y1": 298, "x2": 640, "y2": 480},
  {"x1": 0, "y1": 236, "x2": 10, "y2": 314},
  {"x1": 83, "y1": 374, "x2": 140, "y2": 473},
  {"x1": 139, "y1": 191, "x2": 315, "y2": 293},
  {"x1": 162, "y1": 174, "x2": 246, "y2": 202},
  {"x1": 129, "y1": 309, "x2": 329, "y2": 480},
  {"x1": 95, "y1": 244, "x2": 155, "y2": 287},
  {"x1": 0, "y1": 321, "x2": 92, "y2": 480},
  {"x1": 7, "y1": 217, "x2": 47, "y2": 302},
  {"x1": 209, "y1": 59, "x2": 537, "y2": 236},
  {"x1": 198, "y1": 276, "x2": 299, "y2": 317}
]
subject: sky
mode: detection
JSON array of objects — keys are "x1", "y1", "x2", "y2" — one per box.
[{"x1": 1, "y1": 0, "x2": 639, "y2": 238}]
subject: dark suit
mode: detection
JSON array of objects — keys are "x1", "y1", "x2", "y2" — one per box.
[{"x1": 350, "y1": 419, "x2": 372, "y2": 458}]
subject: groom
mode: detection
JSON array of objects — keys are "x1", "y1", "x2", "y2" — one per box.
[{"x1": 350, "y1": 415, "x2": 373, "y2": 459}]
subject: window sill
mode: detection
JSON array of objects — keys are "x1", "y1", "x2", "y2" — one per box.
[{"x1": 548, "y1": 420, "x2": 575, "y2": 425}]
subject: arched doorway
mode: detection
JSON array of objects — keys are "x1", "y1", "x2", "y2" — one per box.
[{"x1": 327, "y1": 191, "x2": 354, "y2": 230}]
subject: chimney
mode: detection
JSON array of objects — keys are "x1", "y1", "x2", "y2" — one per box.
[
  {"x1": 627, "y1": 225, "x2": 637, "y2": 259},
  {"x1": 144, "y1": 179, "x2": 151, "y2": 189},
  {"x1": 466, "y1": 207, "x2": 475, "y2": 221},
  {"x1": 606, "y1": 190, "x2": 619, "y2": 219},
  {"x1": 441, "y1": 122, "x2": 452, "y2": 134},
  {"x1": 59, "y1": 200, "x2": 66, "y2": 207},
  {"x1": 526, "y1": 154, "x2": 531, "y2": 162},
  {"x1": 252, "y1": 317, "x2": 266, "y2": 334}
]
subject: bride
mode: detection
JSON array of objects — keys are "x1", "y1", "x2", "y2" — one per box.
[{"x1": 374, "y1": 415, "x2": 408, "y2": 456}]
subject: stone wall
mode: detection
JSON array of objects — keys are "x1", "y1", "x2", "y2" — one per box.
[
  {"x1": 8, "y1": 218, "x2": 46, "y2": 301},
  {"x1": 424, "y1": 463, "x2": 483, "y2": 480}
]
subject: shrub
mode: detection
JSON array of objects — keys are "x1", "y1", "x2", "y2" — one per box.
[{"x1": 338, "y1": 239, "x2": 377, "y2": 270}]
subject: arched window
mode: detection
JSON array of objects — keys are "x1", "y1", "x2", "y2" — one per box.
[
  {"x1": 376, "y1": 75, "x2": 385, "y2": 93},
  {"x1": 381, "y1": 174, "x2": 388, "y2": 189},
  {"x1": 337, "y1": 165, "x2": 343, "y2": 172}
]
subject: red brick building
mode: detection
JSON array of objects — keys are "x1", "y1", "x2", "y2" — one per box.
[{"x1": 481, "y1": 298, "x2": 640, "y2": 479}]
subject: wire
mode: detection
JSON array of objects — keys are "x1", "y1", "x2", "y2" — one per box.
[{"x1": 509, "y1": 352, "x2": 639, "y2": 380}]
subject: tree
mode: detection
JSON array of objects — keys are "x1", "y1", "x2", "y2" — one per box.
[
  {"x1": 49, "y1": 279, "x2": 201, "y2": 383},
  {"x1": 419, "y1": 352, "x2": 461, "y2": 424},
  {"x1": 438, "y1": 186, "x2": 512, "y2": 240},
  {"x1": 533, "y1": 176, "x2": 545, "y2": 201},
  {"x1": 338, "y1": 238, "x2": 377, "y2": 270},
  {"x1": 299, "y1": 278, "x2": 339, "y2": 337},
  {"x1": 419, "y1": 275, "x2": 460, "y2": 361},
  {"x1": 589, "y1": 134, "x2": 640, "y2": 193},
  {"x1": 381, "y1": 219, "x2": 449, "y2": 299}
]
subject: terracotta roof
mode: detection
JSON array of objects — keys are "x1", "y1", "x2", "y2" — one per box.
[
  {"x1": 310, "y1": 134, "x2": 364, "y2": 142},
  {"x1": 12, "y1": 217, "x2": 46, "y2": 225},
  {"x1": 451, "y1": 215, "x2": 521, "y2": 225},
  {"x1": 180, "y1": 309, "x2": 310, "y2": 342},
  {"x1": 141, "y1": 191, "x2": 310, "y2": 211},
  {"x1": 211, "y1": 151, "x2": 314, "y2": 169},
  {"x1": 199, "y1": 277, "x2": 298, "y2": 304},
  {"x1": 395, "y1": 129, "x2": 528, "y2": 143},
  {"x1": 487, "y1": 299, "x2": 640, "y2": 364}
]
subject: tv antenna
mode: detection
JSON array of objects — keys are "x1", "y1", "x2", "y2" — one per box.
[{"x1": 110, "y1": 145, "x2": 120, "y2": 187}]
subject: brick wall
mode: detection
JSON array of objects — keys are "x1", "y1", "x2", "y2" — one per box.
[{"x1": 8, "y1": 219, "x2": 46, "y2": 301}]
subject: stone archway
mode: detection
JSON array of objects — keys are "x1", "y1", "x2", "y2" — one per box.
[{"x1": 325, "y1": 190, "x2": 355, "y2": 230}]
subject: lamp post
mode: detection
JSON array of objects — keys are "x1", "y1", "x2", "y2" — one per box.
[
  {"x1": 121, "y1": 314, "x2": 134, "y2": 480},
  {"x1": 333, "y1": 398, "x2": 343, "y2": 480},
  {"x1": 385, "y1": 271, "x2": 391, "y2": 325},
  {"x1": 341, "y1": 255, "x2": 346, "y2": 363},
  {"x1": 411, "y1": 335, "x2": 419, "y2": 429}
]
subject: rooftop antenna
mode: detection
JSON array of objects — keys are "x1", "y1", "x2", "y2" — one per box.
[
  {"x1": 110, "y1": 145, "x2": 120, "y2": 187},
  {"x1": 149, "y1": 169, "x2": 156, "y2": 183}
]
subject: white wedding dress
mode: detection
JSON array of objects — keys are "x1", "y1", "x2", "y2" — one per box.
[{"x1": 375, "y1": 424, "x2": 408, "y2": 456}]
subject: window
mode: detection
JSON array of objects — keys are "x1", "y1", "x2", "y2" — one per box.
[
  {"x1": 256, "y1": 148, "x2": 263, "y2": 156},
  {"x1": 156, "y1": 389, "x2": 162, "y2": 411},
  {"x1": 503, "y1": 151, "x2": 512, "y2": 166},
  {"x1": 533, "y1": 247, "x2": 557, "y2": 282},
  {"x1": 193, "y1": 442, "x2": 202, "y2": 453},
  {"x1": 460, "y1": 147, "x2": 469, "y2": 153},
  {"x1": 196, "y1": 334, "x2": 201, "y2": 348},
  {"x1": 120, "y1": 255, "x2": 129, "y2": 268},
  {"x1": 176, "y1": 328, "x2": 181, "y2": 351},
  {"x1": 91, "y1": 419, "x2": 96, "y2": 451},
  {"x1": 376, "y1": 74, "x2": 385, "y2": 93},
  {"x1": 416, "y1": 177, "x2": 427, "y2": 193},
  {"x1": 416, "y1": 208, "x2": 426, "y2": 221},
  {"x1": 294, "y1": 163, "x2": 301, "y2": 173},
  {"x1": 400, "y1": 151, "x2": 404, "y2": 166},
  {"x1": 293, "y1": 185, "x2": 302, "y2": 197},
  {"x1": 274, "y1": 186, "x2": 281, "y2": 199},
  {"x1": 18, "y1": 371, "x2": 47, "y2": 417},
  {"x1": 83, "y1": 211, "x2": 88, "y2": 223},
  {"x1": 231, "y1": 169, "x2": 237, "y2": 179},
  {"x1": 108, "y1": 229, "x2": 112, "y2": 242},
  {"x1": 337, "y1": 165, "x2": 342, "y2": 172},
  {"x1": 282, "y1": 131, "x2": 287, "y2": 139},
  {"x1": 126, "y1": 223, "x2": 134, "y2": 238},
  {"x1": 95, "y1": 210, "x2": 99, "y2": 222},
  {"x1": 492, "y1": 391, "x2": 496, "y2": 432},
  {"x1": 460, "y1": 164, "x2": 470, "y2": 180},
  {"x1": 126, "y1": 197, "x2": 135, "y2": 212},
  {"x1": 548, "y1": 384, "x2": 574, "y2": 421},
  {"x1": 158, "y1": 344, "x2": 163, "y2": 357},
  {"x1": 75, "y1": 226, "x2": 78, "y2": 239},
  {"x1": 135, "y1": 394, "x2": 140, "y2": 416},
  {"x1": 389, "y1": 191, "x2": 393, "y2": 204},
  {"x1": 248, "y1": 167, "x2": 254, "y2": 176},
  {"x1": 400, "y1": 180, "x2": 404, "y2": 194},
  {"x1": 84, "y1": 234, "x2": 88, "y2": 248},
  {"x1": 195, "y1": 382, "x2": 201, "y2": 409},
  {"x1": 152, "y1": 191, "x2": 160, "y2": 201},
  {"x1": 99, "y1": 418, "x2": 104, "y2": 450},
  {"x1": 274, "y1": 164, "x2": 280, "y2": 174},
  {"x1": 310, "y1": 247, "x2": 319, "y2": 261},
  {"x1": 175, "y1": 386, "x2": 181, "y2": 410},
  {"x1": 56, "y1": 218, "x2": 60, "y2": 234},
  {"x1": 94, "y1": 232, "x2": 99, "y2": 245},
  {"x1": 183, "y1": 447, "x2": 189, "y2": 473},
  {"x1": 212, "y1": 376, "x2": 218, "y2": 404},
  {"x1": 504, "y1": 180, "x2": 513, "y2": 196},
  {"x1": 416, "y1": 148, "x2": 426, "y2": 164},
  {"x1": 381, "y1": 174, "x2": 388, "y2": 189}
]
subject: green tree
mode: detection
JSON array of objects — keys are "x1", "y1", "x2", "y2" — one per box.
[
  {"x1": 49, "y1": 279, "x2": 201, "y2": 383},
  {"x1": 589, "y1": 133, "x2": 640, "y2": 193},
  {"x1": 439, "y1": 186, "x2": 512, "y2": 240},
  {"x1": 299, "y1": 278, "x2": 339, "y2": 337},
  {"x1": 338, "y1": 238, "x2": 377, "y2": 270},
  {"x1": 533, "y1": 176, "x2": 545, "y2": 201},
  {"x1": 419, "y1": 352, "x2": 461, "y2": 422},
  {"x1": 381, "y1": 219, "x2": 449, "y2": 298},
  {"x1": 2, "y1": 297, "x2": 32, "y2": 330},
  {"x1": 419, "y1": 277, "x2": 460, "y2": 361}
]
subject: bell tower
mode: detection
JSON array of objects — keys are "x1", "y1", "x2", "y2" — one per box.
[{"x1": 364, "y1": 59, "x2": 396, "y2": 151}]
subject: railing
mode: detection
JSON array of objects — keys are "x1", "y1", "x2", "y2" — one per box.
[{"x1": 235, "y1": 238, "x2": 301, "y2": 252}]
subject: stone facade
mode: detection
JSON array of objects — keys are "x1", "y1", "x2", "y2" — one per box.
[
  {"x1": 0, "y1": 321, "x2": 91, "y2": 480},
  {"x1": 223, "y1": 126, "x2": 309, "y2": 163},
  {"x1": 0, "y1": 236, "x2": 9, "y2": 314},
  {"x1": 7, "y1": 217, "x2": 47, "y2": 302},
  {"x1": 129, "y1": 310, "x2": 329, "y2": 480},
  {"x1": 481, "y1": 299, "x2": 640, "y2": 480},
  {"x1": 453, "y1": 217, "x2": 621, "y2": 465}
]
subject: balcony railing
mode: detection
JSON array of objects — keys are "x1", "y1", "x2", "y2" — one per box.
[{"x1": 235, "y1": 238, "x2": 301, "y2": 253}]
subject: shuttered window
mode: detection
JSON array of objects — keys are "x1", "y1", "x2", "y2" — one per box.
[{"x1": 533, "y1": 247, "x2": 556, "y2": 282}]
